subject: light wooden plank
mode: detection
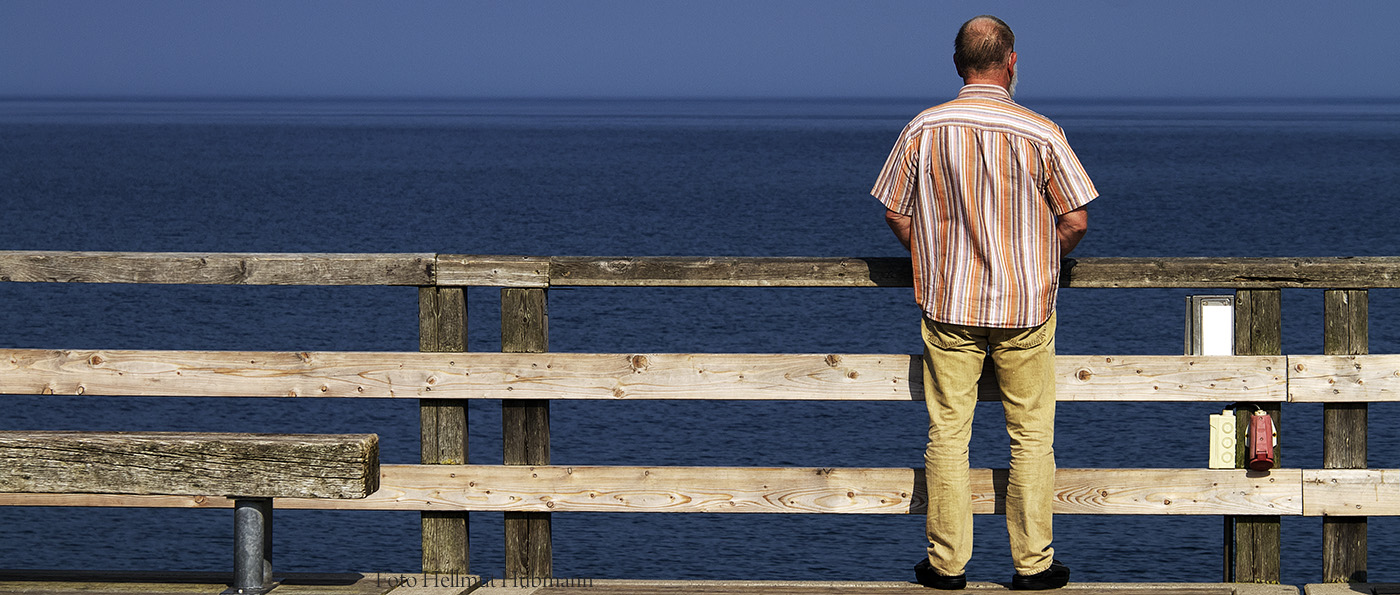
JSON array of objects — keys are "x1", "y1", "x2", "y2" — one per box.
[
  {"x1": 436, "y1": 255, "x2": 549, "y2": 287},
  {"x1": 1049, "y1": 355, "x2": 1285, "y2": 402},
  {"x1": 0, "y1": 251, "x2": 433, "y2": 286},
  {"x1": 0, "y1": 465, "x2": 1302, "y2": 516},
  {"x1": 0, "y1": 350, "x2": 1285, "y2": 402},
  {"x1": 1288, "y1": 355, "x2": 1400, "y2": 402},
  {"x1": 1304, "y1": 470, "x2": 1400, "y2": 516},
  {"x1": 0, "y1": 431, "x2": 378, "y2": 498}
]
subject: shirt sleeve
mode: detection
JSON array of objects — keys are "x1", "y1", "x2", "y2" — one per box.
[
  {"x1": 870, "y1": 123, "x2": 921, "y2": 216},
  {"x1": 1043, "y1": 126, "x2": 1098, "y2": 216}
]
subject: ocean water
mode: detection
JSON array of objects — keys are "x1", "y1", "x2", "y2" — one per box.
[{"x1": 0, "y1": 97, "x2": 1398, "y2": 586}]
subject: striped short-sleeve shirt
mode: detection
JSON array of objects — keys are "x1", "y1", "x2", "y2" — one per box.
[{"x1": 871, "y1": 84, "x2": 1098, "y2": 328}]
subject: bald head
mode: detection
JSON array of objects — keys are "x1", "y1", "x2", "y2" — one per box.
[{"x1": 954, "y1": 15, "x2": 1015, "y2": 77}]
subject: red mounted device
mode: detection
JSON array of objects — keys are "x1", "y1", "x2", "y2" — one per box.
[{"x1": 1247, "y1": 410, "x2": 1277, "y2": 471}]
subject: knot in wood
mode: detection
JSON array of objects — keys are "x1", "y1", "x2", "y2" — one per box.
[
  {"x1": 824, "y1": 354, "x2": 842, "y2": 367},
  {"x1": 1076, "y1": 369, "x2": 1092, "y2": 381},
  {"x1": 630, "y1": 354, "x2": 649, "y2": 372},
  {"x1": 88, "y1": 354, "x2": 104, "y2": 366}
]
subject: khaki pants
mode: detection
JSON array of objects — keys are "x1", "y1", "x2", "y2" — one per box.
[{"x1": 921, "y1": 312, "x2": 1057, "y2": 577}]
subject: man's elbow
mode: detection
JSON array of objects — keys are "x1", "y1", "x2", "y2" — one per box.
[
  {"x1": 884, "y1": 209, "x2": 913, "y2": 251},
  {"x1": 1057, "y1": 209, "x2": 1088, "y2": 236}
]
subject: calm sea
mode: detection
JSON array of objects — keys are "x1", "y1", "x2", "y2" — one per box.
[{"x1": 0, "y1": 97, "x2": 1398, "y2": 586}]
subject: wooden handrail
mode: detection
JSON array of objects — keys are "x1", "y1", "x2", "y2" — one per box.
[{"x1": 3, "y1": 251, "x2": 1399, "y2": 288}]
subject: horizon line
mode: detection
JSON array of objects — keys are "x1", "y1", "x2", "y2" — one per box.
[{"x1": 3, "y1": 94, "x2": 1400, "y2": 104}]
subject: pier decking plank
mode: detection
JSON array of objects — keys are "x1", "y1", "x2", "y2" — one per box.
[
  {"x1": 0, "y1": 571, "x2": 400, "y2": 594},
  {"x1": 0, "y1": 574, "x2": 1298, "y2": 595},
  {"x1": 471, "y1": 580, "x2": 1289, "y2": 595}
]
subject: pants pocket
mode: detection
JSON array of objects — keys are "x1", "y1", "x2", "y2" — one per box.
[
  {"x1": 999, "y1": 312, "x2": 1057, "y2": 350},
  {"x1": 922, "y1": 317, "x2": 976, "y2": 351}
]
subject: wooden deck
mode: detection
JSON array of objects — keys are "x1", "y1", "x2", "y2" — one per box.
[{"x1": 0, "y1": 572, "x2": 1305, "y2": 595}]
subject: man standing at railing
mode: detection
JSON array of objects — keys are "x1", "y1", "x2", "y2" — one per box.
[{"x1": 871, "y1": 14, "x2": 1097, "y2": 591}]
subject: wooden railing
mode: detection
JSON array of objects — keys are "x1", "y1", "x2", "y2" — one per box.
[{"x1": 2, "y1": 251, "x2": 1398, "y2": 584}]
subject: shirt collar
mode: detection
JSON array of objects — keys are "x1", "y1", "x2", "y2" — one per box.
[{"x1": 957, "y1": 84, "x2": 1013, "y2": 101}]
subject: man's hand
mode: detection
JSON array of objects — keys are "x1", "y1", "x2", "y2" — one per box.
[
  {"x1": 885, "y1": 209, "x2": 913, "y2": 252},
  {"x1": 1056, "y1": 206, "x2": 1088, "y2": 257}
]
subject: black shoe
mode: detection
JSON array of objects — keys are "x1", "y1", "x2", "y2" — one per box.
[
  {"x1": 914, "y1": 559, "x2": 967, "y2": 590},
  {"x1": 1012, "y1": 559, "x2": 1070, "y2": 590}
]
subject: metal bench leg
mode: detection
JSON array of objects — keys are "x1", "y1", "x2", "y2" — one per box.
[{"x1": 226, "y1": 497, "x2": 274, "y2": 595}]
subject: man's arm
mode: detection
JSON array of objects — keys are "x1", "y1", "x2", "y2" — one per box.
[
  {"x1": 1056, "y1": 206, "x2": 1088, "y2": 257},
  {"x1": 885, "y1": 209, "x2": 912, "y2": 252}
]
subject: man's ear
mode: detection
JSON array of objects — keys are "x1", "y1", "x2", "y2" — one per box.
[{"x1": 953, "y1": 53, "x2": 964, "y2": 78}]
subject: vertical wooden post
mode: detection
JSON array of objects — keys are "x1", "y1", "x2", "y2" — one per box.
[
  {"x1": 1323, "y1": 289, "x2": 1368, "y2": 583},
  {"x1": 502, "y1": 287, "x2": 552, "y2": 579},
  {"x1": 419, "y1": 287, "x2": 469, "y2": 574},
  {"x1": 1230, "y1": 289, "x2": 1282, "y2": 583}
]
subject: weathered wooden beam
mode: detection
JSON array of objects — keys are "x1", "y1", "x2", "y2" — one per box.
[
  {"x1": 1066, "y1": 257, "x2": 1400, "y2": 289},
  {"x1": 546, "y1": 256, "x2": 1400, "y2": 288},
  {"x1": 548, "y1": 256, "x2": 912, "y2": 287},
  {"x1": 418, "y1": 286, "x2": 470, "y2": 575},
  {"x1": 435, "y1": 255, "x2": 549, "y2": 287},
  {"x1": 1232, "y1": 289, "x2": 1282, "y2": 584},
  {"x1": 501, "y1": 287, "x2": 552, "y2": 579},
  {"x1": 0, "y1": 465, "x2": 1303, "y2": 516},
  {"x1": 1288, "y1": 355, "x2": 1400, "y2": 402},
  {"x1": 0, "y1": 350, "x2": 1286, "y2": 402},
  {"x1": 0, "y1": 431, "x2": 378, "y2": 498},
  {"x1": 3, "y1": 252, "x2": 1398, "y2": 289},
  {"x1": 0, "y1": 251, "x2": 434, "y2": 285},
  {"x1": 1322, "y1": 289, "x2": 1368, "y2": 583}
]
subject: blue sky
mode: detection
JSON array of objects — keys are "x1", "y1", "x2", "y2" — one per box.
[{"x1": 2, "y1": 0, "x2": 1398, "y2": 99}]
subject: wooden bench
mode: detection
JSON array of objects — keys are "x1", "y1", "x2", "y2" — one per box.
[{"x1": 0, "y1": 431, "x2": 379, "y2": 595}]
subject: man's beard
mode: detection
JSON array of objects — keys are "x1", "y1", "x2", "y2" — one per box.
[{"x1": 1009, "y1": 63, "x2": 1019, "y2": 98}]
